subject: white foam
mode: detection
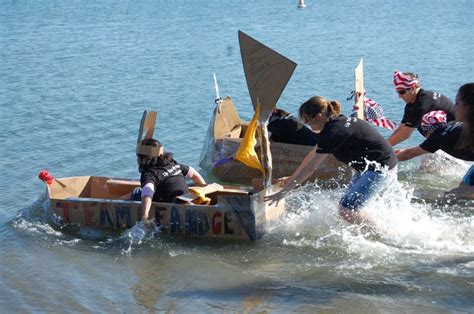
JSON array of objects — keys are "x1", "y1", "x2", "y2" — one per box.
[{"x1": 274, "y1": 165, "x2": 474, "y2": 266}]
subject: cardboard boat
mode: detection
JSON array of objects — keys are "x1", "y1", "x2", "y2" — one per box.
[
  {"x1": 45, "y1": 175, "x2": 285, "y2": 241},
  {"x1": 199, "y1": 96, "x2": 353, "y2": 186}
]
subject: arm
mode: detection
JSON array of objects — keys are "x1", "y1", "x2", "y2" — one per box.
[
  {"x1": 140, "y1": 182, "x2": 155, "y2": 221},
  {"x1": 388, "y1": 124, "x2": 415, "y2": 146},
  {"x1": 186, "y1": 166, "x2": 207, "y2": 186},
  {"x1": 141, "y1": 195, "x2": 153, "y2": 221},
  {"x1": 265, "y1": 145, "x2": 329, "y2": 205},
  {"x1": 395, "y1": 146, "x2": 430, "y2": 161}
]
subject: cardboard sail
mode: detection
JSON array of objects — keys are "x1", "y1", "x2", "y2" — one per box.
[
  {"x1": 354, "y1": 57, "x2": 364, "y2": 119},
  {"x1": 238, "y1": 31, "x2": 297, "y2": 121}
]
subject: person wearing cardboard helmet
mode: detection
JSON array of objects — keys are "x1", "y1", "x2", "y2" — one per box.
[
  {"x1": 388, "y1": 71, "x2": 455, "y2": 146},
  {"x1": 136, "y1": 111, "x2": 207, "y2": 223}
]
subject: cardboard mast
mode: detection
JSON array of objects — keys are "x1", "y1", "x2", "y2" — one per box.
[{"x1": 238, "y1": 31, "x2": 297, "y2": 188}]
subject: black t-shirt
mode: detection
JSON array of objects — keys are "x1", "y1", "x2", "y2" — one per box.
[
  {"x1": 140, "y1": 160, "x2": 190, "y2": 202},
  {"x1": 316, "y1": 115, "x2": 397, "y2": 172},
  {"x1": 401, "y1": 89, "x2": 455, "y2": 134},
  {"x1": 268, "y1": 114, "x2": 319, "y2": 146},
  {"x1": 419, "y1": 122, "x2": 474, "y2": 161}
]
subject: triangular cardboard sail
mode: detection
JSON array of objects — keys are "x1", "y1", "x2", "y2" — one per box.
[
  {"x1": 136, "y1": 110, "x2": 163, "y2": 157},
  {"x1": 354, "y1": 57, "x2": 365, "y2": 120},
  {"x1": 238, "y1": 31, "x2": 297, "y2": 121}
]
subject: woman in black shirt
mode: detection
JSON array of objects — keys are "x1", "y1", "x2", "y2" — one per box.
[
  {"x1": 266, "y1": 96, "x2": 397, "y2": 233},
  {"x1": 268, "y1": 108, "x2": 319, "y2": 146}
]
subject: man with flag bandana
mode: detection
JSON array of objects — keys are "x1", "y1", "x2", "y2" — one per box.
[
  {"x1": 388, "y1": 71, "x2": 455, "y2": 146},
  {"x1": 396, "y1": 83, "x2": 474, "y2": 199}
]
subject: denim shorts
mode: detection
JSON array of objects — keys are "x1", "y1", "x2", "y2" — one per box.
[
  {"x1": 339, "y1": 170, "x2": 388, "y2": 211},
  {"x1": 462, "y1": 165, "x2": 474, "y2": 186},
  {"x1": 131, "y1": 187, "x2": 142, "y2": 201}
]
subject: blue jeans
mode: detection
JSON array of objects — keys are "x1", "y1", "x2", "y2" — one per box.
[
  {"x1": 462, "y1": 165, "x2": 474, "y2": 186},
  {"x1": 339, "y1": 170, "x2": 387, "y2": 211}
]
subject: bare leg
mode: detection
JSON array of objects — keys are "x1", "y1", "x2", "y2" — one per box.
[
  {"x1": 338, "y1": 205, "x2": 381, "y2": 237},
  {"x1": 445, "y1": 184, "x2": 474, "y2": 200}
]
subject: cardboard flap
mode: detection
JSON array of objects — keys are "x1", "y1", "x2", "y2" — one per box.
[
  {"x1": 106, "y1": 179, "x2": 141, "y2": 187},
  {"x1": 176, "y1": 193, "x2": 198, "y2": 203},
  {"x1": 137, "y1": 110, "x2": 157, "y2": 143},
  {"x1": 354, "y1": 57, "x2": 364, "y2": 119},
  {"x1": 189, "y1": 183, "x2": 224, "y2": 195},
  {"x1": 176, "y1": 183, "x2": 224, "y2": 203},
  {"x1": 144, "y1": 111, "x2": 157, "y2": 139},
  {"x1": 239, "y1": 30, "x2": 297, "y2": 121},
  {"x1": 106, "y1": 179, "x2": 140, "y2": 195},
  {"x1": 214, "y1": 96, "x2": 242, "y2": 139}
]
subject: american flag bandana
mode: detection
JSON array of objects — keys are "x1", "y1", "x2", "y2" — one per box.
[
  {"x1": 349, "y1": 91, "x2": 397, "y2": 130},
  {"x1": 393, "y1": 71, "x2": 418, "y2": 90},
  {"x1": 420, "y1": 110, "x2": 447, "y2": 136},
  {"x1": 363, "y1": 96, "x2": 397, "y2": 130}
]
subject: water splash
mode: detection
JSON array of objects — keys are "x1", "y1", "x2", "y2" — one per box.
[
  {"x1": 119, "y1": 221, "x2": 162, "y2": 255},
  {"x1": 270, "y1": 157, "x2": 474, "y2": 270}
]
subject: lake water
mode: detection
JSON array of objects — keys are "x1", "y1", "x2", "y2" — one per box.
[{"x1": 1, "y1": 0, "x2": 473, "y2": 312}]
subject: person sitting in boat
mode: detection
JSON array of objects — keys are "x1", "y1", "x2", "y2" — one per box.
[
  {"x1": 268, "y1": 108, "x2": 319, "y2": 146},
  {"x1": 137, "y1": 138, "x2": 207, "y2": 222},
  {"x1": 396, "y1": 83, "x2": 474, "y2": 199},
  {"x1": 388, "y1": 71, "x2": 455, "y2": 146},
  {"x1": 265, "y1": 96, "x2": 397, "y2": 234}
]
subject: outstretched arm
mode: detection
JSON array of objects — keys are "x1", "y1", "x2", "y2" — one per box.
[
  {"x1": 388, "y1": 124, "x2": 415, "y2": 146},
  {"x1": 141, "y1": 195, "x2": 153, "y2": 221},
  {"x1": 265, "y1": 145, "x2": 329, "y2": 205},
  {"x1": 141, "y1": 182, "x2": 155, "y2": 221},
  {"x1": 395, "y1": 146, "x2": 430, "y2": 161},
  {"x1": 187, "y1": 166, "x2": 207, "y2": 186}
]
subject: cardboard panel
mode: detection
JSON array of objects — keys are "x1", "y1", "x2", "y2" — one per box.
[
  {"x1": 48, "y1": 176, "x2": 287, "y2": 241},
  {"x1": 137, "y1": 110, "x2": 147, "y2": 143},
  {"x1": 213, "y1": 97, "x2": 242, "y2": 140},
  {"x1": 47, "y1": 176, "x2": 91, "y2": 199},
  {"x1": 136, "y1": 110, "x2": 157, "y2": 143},
  {"x1": 354, "y1": 57, "x2": 365, "y2": 119},
  {"x1": 143, "y1": 111, "x2": 157, "y2": 139},
  {"x1": 238, "y1": 31, "x2": 297, "y2": 121}
]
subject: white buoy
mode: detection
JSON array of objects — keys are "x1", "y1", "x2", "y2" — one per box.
[{"x1": 298, "y1": 0, "x2": 306, "y2": 8}]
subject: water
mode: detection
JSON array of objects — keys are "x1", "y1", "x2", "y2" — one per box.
[{"x1": 1, "y1": 0, "x2": 473, "y2": 311}]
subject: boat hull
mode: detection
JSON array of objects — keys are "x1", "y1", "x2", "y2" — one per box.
[{"x1": 46, "y1": 176, "x2": 285, "y2": 241}]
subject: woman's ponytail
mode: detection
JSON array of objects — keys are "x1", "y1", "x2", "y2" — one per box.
[{"x1": 327, "y1": 100, "x2": 341, "y2": 117}]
